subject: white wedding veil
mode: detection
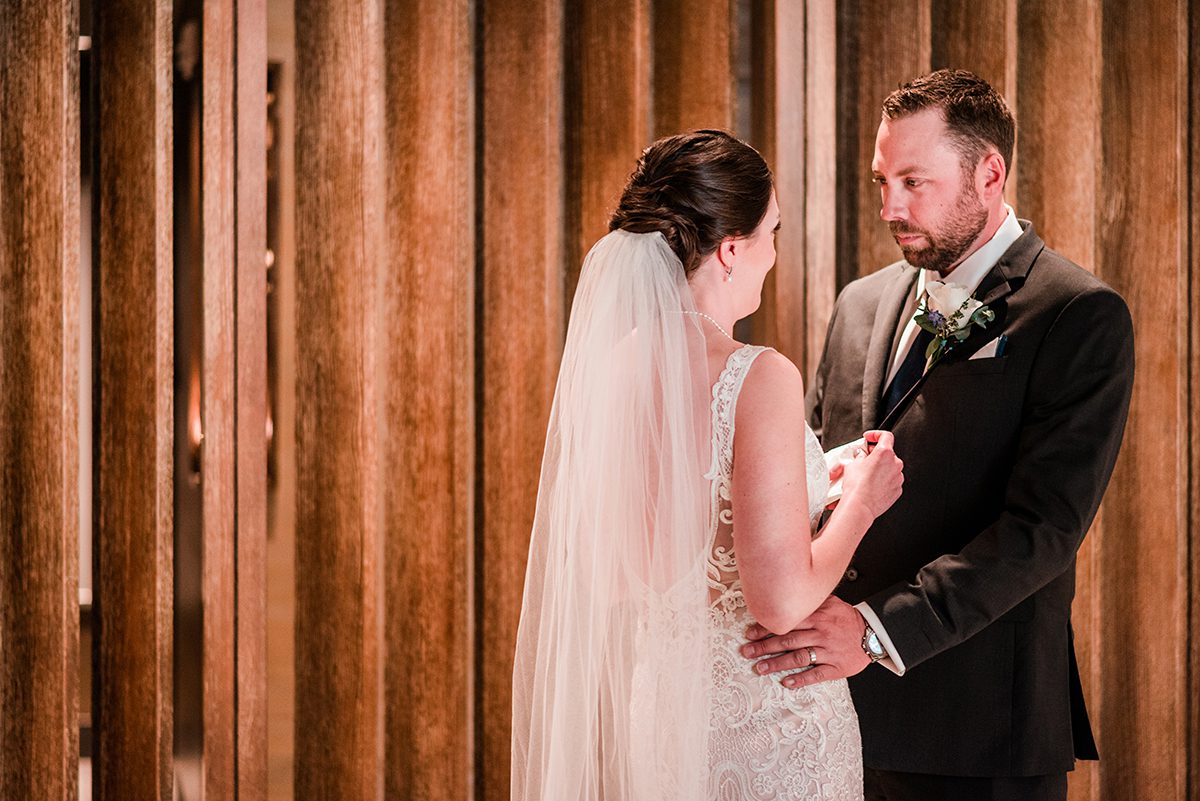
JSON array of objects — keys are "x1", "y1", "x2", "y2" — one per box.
[{"x1": 511, "y1": 229, "x2": 715, "y2": 800}]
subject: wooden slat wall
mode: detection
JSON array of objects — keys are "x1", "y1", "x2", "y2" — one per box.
[
  {"x1": 382, "y1": 0, "x2": 475, "y2": 799},
  {"x1": 478, "y1": 2, "x2": 564, "y2": 800},
  {"x1": 293, "y1": 0, "x2": 384, "y2": 797},
  {"x1": 1095, "y1": 1, "x2": 1189, "y2": 798},
  {"x1": 281, "y1": 1, "x2": 1199, "y2": 798},
  {"x1": 0, "y1": 1, "x2": 81, "y2": 798},
  {"x1": 94, "y1": 1, "x2": 175, "y2": 798}
]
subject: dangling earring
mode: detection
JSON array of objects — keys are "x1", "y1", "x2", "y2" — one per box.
[{"x1": 725, "y1": 265, "x2": 734, "y2": 283}]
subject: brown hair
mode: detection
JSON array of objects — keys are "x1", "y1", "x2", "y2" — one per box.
[
  {"x1": 882, "y1": 69, "x2": 1015, "y2": 179},
  {"x1": 609, "y1": 130, "x2": 773, "y2": 276}
]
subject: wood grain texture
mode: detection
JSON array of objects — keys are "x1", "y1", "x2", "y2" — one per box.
[
  {"x1": 235, "y1": 1, "x2": 270, "y2": 797},
  {"x1": 1013, "y1": 4, "x2": 1104, "y2": 799},
  {"x1": 202, "y1": 0, "x2": 238, "y2": 796},
  {"x1": 1096, "y1": 1, "x2": 1189, "y2": 797},
  {"x1": 0, "y1": 1, "x2": 81, "y2": 798},
  {"x1": 1190, "y1": 6, "x2": 1200, "y2": 801},
  {"x1": 95, "y1": 1, "x2": 175, "y2": 798},
  {"x1": 839, "y1": 0, "x2": 930, "y2": 283},
  {"x1": 566, "y1": 0, "x2": 652, "y2": 301},
  {"x1": 294, "y1": 0, "x2": 384, "y2": 796},
  {"x1": 479, "y1": 1, "x2": 564, "y2": 799},
  {"x1": 382, "y1": 1, "x2": 475, "y2": 798},
  {"x1": 653, "y1": 0, "x2": 734, "y2": 137}
]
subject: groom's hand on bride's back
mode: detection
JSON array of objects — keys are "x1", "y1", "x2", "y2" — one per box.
[{"x1": 740, "y1": 596, "x2": 870, "y2": 688}]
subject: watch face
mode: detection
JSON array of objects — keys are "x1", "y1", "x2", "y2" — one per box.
[{"x1": 866, "y1": 631, "x2": 885, "y2": 658}]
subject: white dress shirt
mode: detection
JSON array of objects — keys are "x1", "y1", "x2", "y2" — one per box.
[{"x1": 856, "y1": 206, "x2": 1023, "y2": 675}]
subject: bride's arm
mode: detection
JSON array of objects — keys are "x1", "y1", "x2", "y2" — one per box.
[{"x1": 731, "y1": 350, "x2": 902, "y2": 636}]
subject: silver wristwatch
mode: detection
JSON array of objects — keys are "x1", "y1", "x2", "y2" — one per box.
[{"x1": 861, "y1": 624, "x2": 887, "y2": 663}]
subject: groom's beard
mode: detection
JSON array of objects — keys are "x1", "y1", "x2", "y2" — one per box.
[{"x1": 889, "y1": 180, "x2": 988, "y2": 274}]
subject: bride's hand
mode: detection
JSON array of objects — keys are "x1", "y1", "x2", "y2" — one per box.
[{"x1": 838, "y1": 430, "x2": 903, "y2": 519}]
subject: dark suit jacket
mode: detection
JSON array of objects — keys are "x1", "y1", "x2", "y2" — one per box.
[{"x1": 807, "y1": 222, "x2": 1134, "y2": 777}]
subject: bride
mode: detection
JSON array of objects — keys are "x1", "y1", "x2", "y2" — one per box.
[{"x1": 511, "y1": 130, "x2": 903, "y2": 800}]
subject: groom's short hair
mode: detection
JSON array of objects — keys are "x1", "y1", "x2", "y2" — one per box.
[{"x1": 882, "y1": 69, "x2": 1015, "y2": 181}]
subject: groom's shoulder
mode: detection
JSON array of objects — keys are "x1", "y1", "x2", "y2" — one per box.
[{"x1": 1026, "y1": 243, "x2": 1128, "y2": 310}]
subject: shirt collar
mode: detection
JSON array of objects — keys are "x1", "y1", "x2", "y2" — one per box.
[{"x1": 917, "y1": 206, "x2": 1022, "y2": 297}]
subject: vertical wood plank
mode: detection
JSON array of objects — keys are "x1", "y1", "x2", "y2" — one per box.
[
  {"x1": 0, "y1": 1, "x2": 81, "y2": 798},
  {"x1": 803, "y1": 0, "x2": 837, "y2": 379},
  {"x1": 235, "y1": 1, "x2": 270, "y2": 797},
  {"x1": 1190, "y1": 4, "x2": 1200, "y2": 799},
  {"x1": 1013, "y1": 4, "x2": 1103, "y2": 799},
  {"x1": 479, "y1": 2, "x2": 564, "y2": 800},
  {"x1": 653, "y1": 0, "x2": 734, "y2": 136},
  {"x1": 1096, "y1": 1, "x2": 1189, "y2": 798},
  {"x1": 382, "y1": 0, "x2": 475, "y2": 798},
  {"x1": 838, "y1": 0, "x2": 930, "y2": 282},
  {"x1": 566, "y1": 0, "x2": 652, "y2": 300},
  {"x1": 201, "y1": 0, "x2": 238, "y2": 796},
  {"x1": 294, "y1": 0, "x2": 384, "y2": 796},
  {"x1": 95, "y1": 1, "x2": 175, "y2": 798}
]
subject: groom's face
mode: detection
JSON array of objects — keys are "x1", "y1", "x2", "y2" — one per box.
[{"x1": 872, "y1": 108, "x2": 988, "y2": 274}]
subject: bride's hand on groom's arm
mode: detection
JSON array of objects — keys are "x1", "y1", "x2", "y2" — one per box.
[{"x1": 739, "y1": 596, "x2": 870, "y2": 688}]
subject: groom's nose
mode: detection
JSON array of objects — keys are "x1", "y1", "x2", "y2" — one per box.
[{"x1": 879, "y1": 187, "x2": 907, "y2": 223}]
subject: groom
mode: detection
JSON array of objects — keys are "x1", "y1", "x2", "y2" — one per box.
[{"x1": 743, "y1": 70, "x2": 1134, "y2": 800}]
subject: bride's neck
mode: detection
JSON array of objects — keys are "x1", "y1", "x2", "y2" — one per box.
[{"x1": 689, "y1": 280, "x2": 738, "y2": 336}]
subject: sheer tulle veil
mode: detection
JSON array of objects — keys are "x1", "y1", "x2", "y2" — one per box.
[{"x1": 511, "y1": 229, "x2": 715, "y2": 800}]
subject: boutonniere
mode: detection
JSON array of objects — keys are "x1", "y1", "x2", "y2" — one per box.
[{"x1": 914, "y1": 281, "x2": 995, "y2": 368}]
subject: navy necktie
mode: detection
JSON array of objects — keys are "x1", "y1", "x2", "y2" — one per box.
[{"x1": 881, "y1": 327, "x2": 934, "y2": 421}]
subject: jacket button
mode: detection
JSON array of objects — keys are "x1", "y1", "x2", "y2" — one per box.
[{"x1": 844, "y1": 567, "x2": 858, "y2": 582}]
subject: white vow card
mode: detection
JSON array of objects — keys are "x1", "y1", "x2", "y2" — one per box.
[{"x1": 822, "y1": 437, "x2": 865, "y2": 505}]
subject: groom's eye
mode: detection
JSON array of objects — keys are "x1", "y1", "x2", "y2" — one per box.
[{"x1": 905, "y1": 178, "x2": 923, "y2": 187}]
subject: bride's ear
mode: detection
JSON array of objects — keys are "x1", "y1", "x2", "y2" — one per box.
[{"x1": 716, "y1": 237, "x2": 738, "y2": 270}]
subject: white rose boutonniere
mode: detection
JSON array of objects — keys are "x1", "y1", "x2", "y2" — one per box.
[{"x1": 914, "y1": 281, "x2": 996, "y2": 368}]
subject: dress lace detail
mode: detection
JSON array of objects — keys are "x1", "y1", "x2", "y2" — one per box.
[{"x1": 705, "y1": 345, "x2": 863, "y2": 800}]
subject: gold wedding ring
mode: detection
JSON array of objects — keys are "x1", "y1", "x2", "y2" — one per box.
[{"x1": 807, "y1": 646, "x2": 817, "y2": 666}]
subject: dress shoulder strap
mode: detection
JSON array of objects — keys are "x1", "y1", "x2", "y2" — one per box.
[{"x1": 707, "y1": 345, "x2": 772, "y2": 481}]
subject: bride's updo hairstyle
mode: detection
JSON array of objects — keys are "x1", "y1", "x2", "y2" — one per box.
[{"x1": 609, "y1": 130, "x2": 772, "y2": 277}]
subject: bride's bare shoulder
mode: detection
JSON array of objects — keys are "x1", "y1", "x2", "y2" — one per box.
[{"x1": 736, "y1": 348, "x2": 805, "y2": 425}]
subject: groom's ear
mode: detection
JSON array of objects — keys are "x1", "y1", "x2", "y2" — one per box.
[{"x1": 978, "y1": 150, "x2": 1007, "y2": 198}]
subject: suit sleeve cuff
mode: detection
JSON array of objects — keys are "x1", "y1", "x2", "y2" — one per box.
[{"x1": 855, "y1": 602, "x2": 907, "y2": 676}]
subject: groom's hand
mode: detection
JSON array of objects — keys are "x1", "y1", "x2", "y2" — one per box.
[{"x1": 740, "y1": 596, "x2": 871, "y2": 689}]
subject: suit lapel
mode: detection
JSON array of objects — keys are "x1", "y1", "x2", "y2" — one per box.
[
  {"x1": 876, "y1": 221, "x2": 1046, "y2": 431},
  {"x1": 862, "y1": 265, "x2": 918, "y2": 430}
]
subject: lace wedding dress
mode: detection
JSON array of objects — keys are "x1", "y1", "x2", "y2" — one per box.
[{"x1": 705, "y1": 345, "x2": 864, "y2": 801}]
